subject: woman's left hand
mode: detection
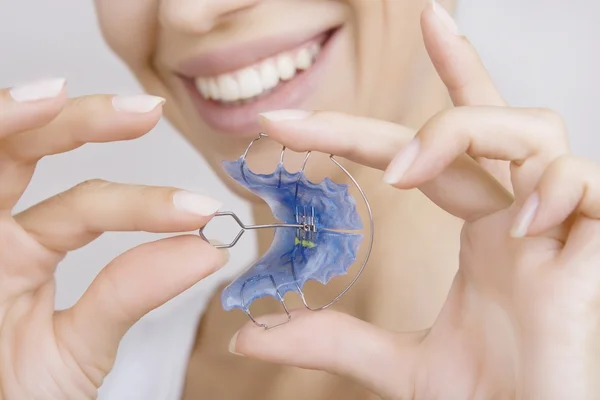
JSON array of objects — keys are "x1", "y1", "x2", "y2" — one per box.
[{"x1": 229, "y1": 4, "x2": 600, "y2": 399}]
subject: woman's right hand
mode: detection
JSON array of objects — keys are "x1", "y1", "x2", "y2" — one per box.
[{"x1": 0, "y1": 79, "x2": 226, "y2": 400}]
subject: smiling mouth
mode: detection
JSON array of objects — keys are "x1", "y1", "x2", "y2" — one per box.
[
  {"x1": 179, "y1": 27, "x2": 340, "y2": 135},
  {"x1": 194, "y1": 33, "x2": 328, "y2": 106}
]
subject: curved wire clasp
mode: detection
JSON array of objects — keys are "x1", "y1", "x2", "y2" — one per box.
[
  {"x1": 199, "y1": 132, "x2": 374, "y2": 329},
  {"x1": 198, "y1": 211, "x2": 306, "y2": 249}
]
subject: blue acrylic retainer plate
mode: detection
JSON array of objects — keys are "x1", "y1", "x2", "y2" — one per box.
[{"x1": 220, "y1": 156, "x2": 364, "y2": 313}]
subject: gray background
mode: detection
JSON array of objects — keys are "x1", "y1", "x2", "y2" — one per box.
[{"x1": 0, "y1": 0, "x2": 598, "y2": 314}]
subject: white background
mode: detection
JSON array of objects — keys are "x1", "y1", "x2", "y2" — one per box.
[{"x1": 0, "y1": 0, "x2": 598, "y2": 314}]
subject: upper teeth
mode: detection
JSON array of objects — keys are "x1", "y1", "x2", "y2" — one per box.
[{"x1": 195, "y1": 42, "x2": 322, "y2": 103}]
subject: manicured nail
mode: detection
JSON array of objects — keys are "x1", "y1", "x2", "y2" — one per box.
[
  {"x1": 259, "y1": 109, "x2": 312, "y2": 121},
  {"x1": 510, "y1": 192, "x2": 540, "y2": 238},
  {"x1": 209, "y1": 239, "x2": 231, "y2": 263},
  {"x1": 431, "y1": 0, "x2": 459, "y2": 35},
  {"x1": 112, "y1": 94, "x2": 165, "y2": 113},
  {"x1": 383, "y1": 138, "x2": 421, "y2": 184},
  {"x1": 228, "y1": 331, "x2": 243, "y2": 356},
  {"x1": 10, "y1": 78, "x2": 66, "y2": 102},
  {"x1": 209, "y1": 239, "x2": 224, "y2": 247},
  {"x1": 172, "y1": 191, "x2": 221, "y2": 216}
]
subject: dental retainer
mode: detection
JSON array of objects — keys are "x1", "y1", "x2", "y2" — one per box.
[{"x1": 199, "y1": 133, "x2": 374, "y2": 329}]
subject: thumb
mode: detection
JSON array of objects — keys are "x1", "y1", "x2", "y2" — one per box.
[
  {"x1": 54, "y1": 235, "x2": 227, "y2": 382},
  {"x1": 229, "y1": 309, "x2": 424, "y2": 399}
]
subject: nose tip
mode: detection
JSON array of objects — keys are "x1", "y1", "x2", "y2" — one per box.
[{"x1": 160, "y1": 0, "x2": 262, "y2": 35}]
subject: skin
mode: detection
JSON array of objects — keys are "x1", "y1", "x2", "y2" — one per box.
[
  {"x1": 93, "y1": 1, "x2": 466, "y2": 398},
  {"x1": 0, "y1": 1, "x2": 599, "y2": 400}
]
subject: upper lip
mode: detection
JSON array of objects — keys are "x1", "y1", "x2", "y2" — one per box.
[{"x1": 176, "y1": 27, "x2": 337, "y2": 78}]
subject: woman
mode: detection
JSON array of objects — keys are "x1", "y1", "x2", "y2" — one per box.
[{"x1": 1, "y1": 0, "x2": 599, "y2": 399}]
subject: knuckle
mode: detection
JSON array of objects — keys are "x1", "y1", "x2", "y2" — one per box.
[
  {"x1": 530, "y1": 108, "x2": 568, "y2": 137},
  {"x1": 421, "y1": 107, "x2": 472, "y2": 151},
  {"x1": 58, "y1": 179, "x2": 110, "y2": 206},
  {"x1": 430, "y1": 107, "x2": 457, "y2": 126},
  {"x1": 73, "y1": 178, "x2": 111, "y2": 194},
  {"x1": 427, "y1": 107, "x2": 466, "y2": 136},
  {"x1": 526, "y1": 108, "x2": 570, "y2": 156},
  {"x1": 530, "y1": 107, "x2": 563, "y2": 124},
  {"x1": 544, "y1": 155, "x2": 578, "y2": 182}
]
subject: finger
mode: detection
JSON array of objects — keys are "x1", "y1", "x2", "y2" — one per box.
[
  {"x1": 383, "y1": 106, "x2": 570, "y2": 201},
  {"x1": 230, "y1": 309, "x2": 424, "y2": 400},
  {"x1": 55, "y1": 235, "x2": 228, "y2": 376},
  {"x1": 259, "y1": 110, "x2": 512, "y2": 221},
  {"x1": 0, "y1": 78, "x2": 67, "y2": 139},
  {"x1": 510, "y1": 156, "x2": 600, "y2": 244},
  {"x1": 0, "y1": 79, "x2": 68, "y2": 211},
  {"x1": 421, "y1": 2, "x2": 512, "y2": 187},
  {"x1": 14, "y1": 179, "x2": 221, "y2": 253},
  {"x1": 2, "y1": 94, "x2": 165, "y2": 161},
  {"x1": 421, "y1": 3, "x2": 505, "y2": 107},
  {"x1": 0, "y1": 93, "x2": 164, "y2": 212}
]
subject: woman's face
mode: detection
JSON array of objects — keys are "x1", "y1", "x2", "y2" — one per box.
[{"x1": 94, "y1": 0, "x2": 438, "y2": 196}]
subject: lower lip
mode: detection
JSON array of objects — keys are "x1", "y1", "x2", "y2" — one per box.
[{"x1": 182, "y1": 28, "x2": 341, "y2": 136}]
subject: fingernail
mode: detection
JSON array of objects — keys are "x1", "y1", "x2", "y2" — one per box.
[
  {"x1": 383, "y1": 138, "x2": 421, "y2": 184},
  {"x1": 112, "y1": 94, "x2": 165, "y2": 113},
  {"x1": 510, "y1": 192, "x2": 540, "y2": 238},
  {"x1": 228, "y1": 331, "x2": 243, "y2": 356},
  {"x1": 209, "y1": 239, "x2": 224, "y2": 247},
  {"x1": 10, "y1": 78, "x2": 66, "y2": 102},
  {"x1": 209, "y1": 239, "x2": 230, "y2": 263},
  {"x1": 259, "y1": 109, "x2": 312, "y2": 121},
  {"x1": 172, "y1": 191, "x2": 221, "y2": 216},
  {"x1": 431, "y1": 0, "x2": 459, "y2": 35}
]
